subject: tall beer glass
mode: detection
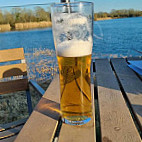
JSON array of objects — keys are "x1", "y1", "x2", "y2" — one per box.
[{"x1": 51, "y1": 2, "x2": 94, "y2": 125}]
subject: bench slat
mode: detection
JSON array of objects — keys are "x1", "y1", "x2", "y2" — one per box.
[
  {"x1": 58, "y1": 84, "x2": 96, "y2": 142},
  {"x1": 0, "y1": 125, "x2": 23, "y2": 140},
  {"x1": 0, "y1": 79, "x2": 29, "y2": 95},
  {"x1": 0, "y1": 48, "x2": 25, "y2": 63},
  {"x1": 111, "y1": 58, "x2": 142, "y2": 128},
  {"x1": 0, "y1": 118, "x2": 27, "y2": 132},
  {"x1": 0, "y1": 63, "x2": 27, "y2": 79},
  {"x1": 15, "y1": 76, "x2": 60, "y2": 142},
  {"x1": 0, "y1": 135, "x2": 17, "y2": 142},
  {"x1": 95, "y1": 59, "x2": 141, "y2": 142}
]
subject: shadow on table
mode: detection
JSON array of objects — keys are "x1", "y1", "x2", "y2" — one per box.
[{"x1": 34, "y1": 97, "x2": 61, "y2": 121}]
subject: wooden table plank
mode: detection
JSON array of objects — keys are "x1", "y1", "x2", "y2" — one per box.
[
  {"x1": 95, "y1": 59, "x2": 141, "y2": 142},
  {"x1": 111, "y1": 58, "x2": 142, "y2": 129},
  {"x1": 127, "y1": 56, "x2": 142, "y2": 61},
  {"x1": 58, "y1": 84, "x2": 96, "y2": 142},
  {"x1": 15, "y1": 76, "x2": 60, "y2": 142},
  {"x1": 94, "y1": 59, "x2": 113, "y2": 74},
  {"x1": 111, "y1": 58, "x2": 142, "y2": 77}
]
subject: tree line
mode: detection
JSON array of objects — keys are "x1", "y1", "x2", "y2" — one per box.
[
  {"x1": 0, "y1": 7, "x2": 142, "y2": 27},
  {"x1": 0, "y1": 7, "x2": 51, "y2": 28},
  {"x1": 94, "y1": 9, "x2": 142, "y2": 20}
]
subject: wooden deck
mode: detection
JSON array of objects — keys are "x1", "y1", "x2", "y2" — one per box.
[{"x1": 13, "y1": 58, "x2": 142, "y2": 142}]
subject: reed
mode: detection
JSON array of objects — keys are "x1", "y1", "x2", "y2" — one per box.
[
  {"x1": 0, "y1": 24, "x2": 11, "y2": 32},
  {"x1": 96, "y1": 17, "x2": 112, "y2": 21},
  {"x1": 15, "y1": 21, "x2": 52, "y2": 30}
]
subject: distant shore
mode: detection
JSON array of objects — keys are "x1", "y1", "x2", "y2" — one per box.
[
  {"x1": 0, "y1": 18, "x2": 113, "y2": 32},
  {"x1": 0, "y1": 16, "x2": 141, "y2": 32},
  {"x1": 0, "y1": 21, "x2": 52, "y2": 32},
  {"x1": 95, "y1": 16, "x2": 142, "y2": 21}
]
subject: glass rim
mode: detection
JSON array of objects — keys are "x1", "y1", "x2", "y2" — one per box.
[{"x1": 51, "y1": 1, "x2": 94, "y2": 8}]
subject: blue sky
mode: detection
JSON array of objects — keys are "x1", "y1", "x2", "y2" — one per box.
[{"x1": 0, "y1": 0, "x2": 142, "y2": 12}]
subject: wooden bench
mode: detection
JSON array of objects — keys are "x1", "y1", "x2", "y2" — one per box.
[
  {"x1": 14, "y1": 57, "x2": 142, "y2": 142},
  {"x1": 0, "y1": 48, "x2": 45, "y2": 142}
]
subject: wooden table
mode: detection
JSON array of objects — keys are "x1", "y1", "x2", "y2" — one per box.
[{"x1": 15, "y1": 58, "x2": 142, "y2": 142}]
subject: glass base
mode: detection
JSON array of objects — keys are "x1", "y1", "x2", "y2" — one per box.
[{"x1": 62, "y1": 116, "x2": 91, "y2": 125}]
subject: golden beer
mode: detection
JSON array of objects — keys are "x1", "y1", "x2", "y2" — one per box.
[{"x1": 57, "y1": 54, "x2": 92, "y2": 123}]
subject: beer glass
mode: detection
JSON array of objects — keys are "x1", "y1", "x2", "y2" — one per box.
[{"x1": 51, "y1": 2, "x2": 94, "y2": 125}]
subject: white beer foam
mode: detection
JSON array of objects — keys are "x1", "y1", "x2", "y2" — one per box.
[
  {"x1": 56, "y1": 13, "x2": 87, "y2": 23},
  {"x1": 54, "y1": 13, "x2": 88, "y2": 27},
  {"x1": 68, "y1": 17, "x2": 87, "y2": 25},
  {"x1": 57, "y1": 39, "x2": 92, "y2": 57}
]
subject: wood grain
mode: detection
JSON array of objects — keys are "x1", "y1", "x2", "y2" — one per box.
[
  {"x1": 111, "y1": 58, "x2": 142, "y2": 129},
  {"x1": 15, "y1": 76, "x2": 60, "y2": 142},
  {"x1": 95, "y1": 59, "x2": 141, "y2": 142},
  {"x1": 0, "y1": 63, "x2": 27, "y2": 79},
  {"x1": 0, "y1": 48, "x2": 25, "y2": 63},
  {"x1": 0, "y1": 79, "x2": 28, "y2": 94},
  {"x1": 58, "y1": 84, "x2": 96, "y2": 142}
]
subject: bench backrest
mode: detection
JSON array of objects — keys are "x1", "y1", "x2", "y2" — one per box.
[{"x1": 0, "y1": 48, "x2": 28, "y2": 94}]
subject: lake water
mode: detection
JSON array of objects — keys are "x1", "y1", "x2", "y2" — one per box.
[
  {"x1": 0, "y1": 17, "x2": 142, "y2": 57},
  {"x1": 93, "y1": 17, "x2": 142, "y2": 58},
  {"x1": 0, "y1": 17, "x2": 142, "y2": 80}
]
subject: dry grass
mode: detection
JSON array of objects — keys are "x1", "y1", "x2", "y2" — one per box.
[
  {"x1": 96, "y1": 17, "x2": 112, "y2": 21},
  {"x1": 0, "y1": 80, "x2": 51, "y2": 124},
  {"x1": 15, "y1": 21, "x2": 52, "y2": 30},
  {"x1": 0, "y1": 21, "x2": 52, "y2": 32},
  {"x1": 0, "y1": 24, "x2": 11, "y2": 32}
]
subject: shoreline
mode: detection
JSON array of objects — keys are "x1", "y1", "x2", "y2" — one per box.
[
  {"x1": 95, "y1": 16, "x2": 142, "y2": 21},
  {"x1": 0, "y1": 21, "x2": 52, "y2": 32},
  {"x1": 96, "y1": 17, "x2": 113, "y2": 21},
  {"x1": 0, "y1": 17, "x2": 142, "y2": 32}
]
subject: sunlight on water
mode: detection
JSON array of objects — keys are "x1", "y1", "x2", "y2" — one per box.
[{"x1": 25, "y1": 47, "x2": 58, "y2": 82}]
